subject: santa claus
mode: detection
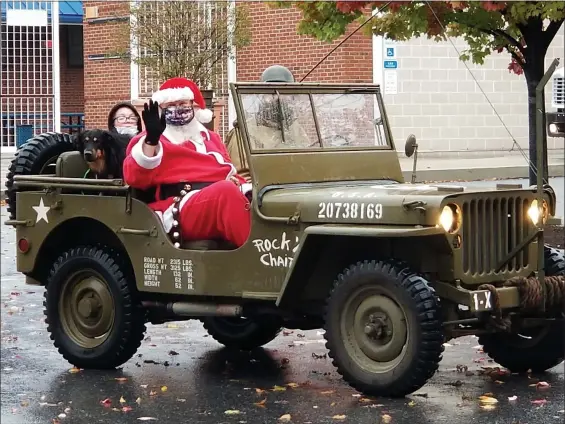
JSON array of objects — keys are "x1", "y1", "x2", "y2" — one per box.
[{"x1": 123, "y1": 77, "x2": 252, "y2": 248}]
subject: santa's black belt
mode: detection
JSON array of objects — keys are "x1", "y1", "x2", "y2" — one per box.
[{"x1": 158, "y1": 182, "x2": 214, "y2": 201}]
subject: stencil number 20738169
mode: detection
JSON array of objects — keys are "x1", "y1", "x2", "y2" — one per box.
[{"x1": 317, "y1": 202, "x2": 383, "y2": 220}]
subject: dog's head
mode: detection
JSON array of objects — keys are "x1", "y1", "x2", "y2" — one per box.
[{"x1": 77, "y1": 129, "x2": 115, "y2": 163}]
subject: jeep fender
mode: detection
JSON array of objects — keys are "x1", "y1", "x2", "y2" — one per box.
[{"x1": 276, "y1": 225, "x2": 445, "y2": 308}]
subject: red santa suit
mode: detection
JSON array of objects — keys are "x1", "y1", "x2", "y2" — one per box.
[{"x1": 123, "y1": 78, "x2": 252, "y2": 248}]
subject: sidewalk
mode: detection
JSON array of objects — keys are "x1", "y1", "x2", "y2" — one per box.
[{"x1": 1, "y1": 150, "x2": 564, "y2": 199}]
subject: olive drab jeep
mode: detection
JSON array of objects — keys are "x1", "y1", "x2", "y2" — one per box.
[{"x1": 5, "y1": 82, "x2": 565, "y2": 398}]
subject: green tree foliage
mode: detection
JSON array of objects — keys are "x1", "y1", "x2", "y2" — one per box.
[{"x1": 272, "y1": 1, "x2": 564, "y2": 184}]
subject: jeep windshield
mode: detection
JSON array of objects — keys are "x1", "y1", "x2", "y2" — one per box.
[{"x1": 234, "y1": 84, "x2": 393, "y2": 153}]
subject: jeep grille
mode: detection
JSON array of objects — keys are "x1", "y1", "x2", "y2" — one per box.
[
  {"x1": 461, "y1": 196, "x2": 531, "y2": 275},
  {"x1": 553, "y1": 76, "x2": 564, "y2": 108}
]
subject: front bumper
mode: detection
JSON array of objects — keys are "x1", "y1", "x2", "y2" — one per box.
[{"x1": 547, "y1": 111, "x2": 565, "y2": 137}]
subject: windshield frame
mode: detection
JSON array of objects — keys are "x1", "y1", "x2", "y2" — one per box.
[{"x1": 230, "y1": 83, "x2": 395, "y2": 155}]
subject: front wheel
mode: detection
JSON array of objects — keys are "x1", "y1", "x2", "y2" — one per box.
[
  {"x1": 202, "y1": 316, "x2": 282, "y2": 350},
  {"x1": 478, "y1": 246, "x2": 565, "y2": 373},
  {"x1": 323, "y1": 260, "x2": 444, "y2": 398},
  {"x1": 44, "y1": 246, "x2": 146, "y2": 369}
]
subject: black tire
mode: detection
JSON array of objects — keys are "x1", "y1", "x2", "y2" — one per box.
[
  {"x1": 478, "y1": 245, "x2": 565, "y2": 373},
  {"x1": 202, "y1": 316, "x2": 282, "y2": 350},
  {"x1": 323, "y1": 260, "x2": 444, "y2": 398},
  {"x1": 44, "y1": 246, "x2": 146, "y2": 369},
  {"x1": 4, "y1": 132, "x2": 76, "y2": 219}
]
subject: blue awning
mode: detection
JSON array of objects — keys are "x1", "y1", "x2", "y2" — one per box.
[{"x1": 1, "y1": 1, "x2": 83, "y2": 25}]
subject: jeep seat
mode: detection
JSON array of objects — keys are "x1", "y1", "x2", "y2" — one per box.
[{"x1": 56, "y1": 151, "x2": 89, "y2": 178}]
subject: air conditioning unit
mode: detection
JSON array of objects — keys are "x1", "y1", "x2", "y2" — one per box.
[{"x1": 547, "y1": 66, "x2": 564, "y2": 137}]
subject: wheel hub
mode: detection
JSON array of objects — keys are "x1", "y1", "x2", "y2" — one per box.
[
  {"x1": 59, "y1": 272, "x2": 115, "y2": 348},
  {"x1": 363, "y1": 315, "x2": 392, "y2": 340}
]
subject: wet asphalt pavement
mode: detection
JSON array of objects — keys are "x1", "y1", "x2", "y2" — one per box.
[{"x1": 2, "y1": 181, "x2": 565, "y2": 424}]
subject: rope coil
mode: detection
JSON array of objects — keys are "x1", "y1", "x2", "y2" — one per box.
[{"x1": 478, "y1": 275, "x2": 565, "y2": 332}]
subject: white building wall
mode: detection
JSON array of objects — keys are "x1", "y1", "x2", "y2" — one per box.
[{"x1": 382, "y1": 26, "x2": 564, "y2": 155}]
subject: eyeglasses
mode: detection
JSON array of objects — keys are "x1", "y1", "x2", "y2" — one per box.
[{"x1": 114, "y1": 115, "x2": 139, "y2": 123}]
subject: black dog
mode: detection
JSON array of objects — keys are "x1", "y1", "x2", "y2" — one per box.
[{"x1": 76, "y1": 129, "x2": 130, "y2": 179}]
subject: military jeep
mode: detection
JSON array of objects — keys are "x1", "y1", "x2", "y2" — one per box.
[{"x1": 5, "y1": 82, "x2": 565, "y2": 398}]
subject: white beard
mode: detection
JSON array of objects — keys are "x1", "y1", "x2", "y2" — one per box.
[{"x1": 163, "y1": 119, "x2": 206, "y2": 145}]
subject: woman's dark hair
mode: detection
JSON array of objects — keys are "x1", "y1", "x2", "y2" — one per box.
[{"x1": 107, "y1": 102, "x2": 143, "y2": 133}]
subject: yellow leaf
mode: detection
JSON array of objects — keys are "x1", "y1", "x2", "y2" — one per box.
[
  {"x1": 382, "y1": 414, "x2": 392, "y2": 423},
  {"x1": 119, "y1": 396, "x2": 126, "y2": 404},
  {"x1": 332, "y1": 415, "x2": 346, "y2": 420},
  {"x1": 161, "y1": 386, "x2": 168, "y2": 392},
  {"x1": 358, "y1": 397, "x2": 372, "y2": 403},
  {"x1": 272, "y1": 385, "x2": 287, "y2": 392},
  {"x1": 330, "y1": 402, "x2": 336, "y2": 406},
  {"x1": 224, "y1": 410, "x2": 241, "y2": 415},
  {"x1": 408, "y1": 400, "x2": 416, "y2": 407},
  {"x1": 279, "y1": 414, "x2": 292, "y2": 422},
  {"x1": 287, "y1": 382, "x2": 299, "y2": 388},
  {"x1": 254, "y1": 398, "x2": 267, "y2": 407},
  {"x1": 479, "y1": 404, "x2": 497, "y2": 411},
  {"x1": 478, "y1": 396, "x2": 498, "y2": 405},
  {"x1": 69, "y1": 367, "x2": 81, "y2": 374}
]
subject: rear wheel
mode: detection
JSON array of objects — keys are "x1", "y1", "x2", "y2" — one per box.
[
  {"x1": 44, "y1": 246, "x2": 146, "y2": 369},
  {"x1": 4, "y1": 132, "x2": 76, "y2": 219},
  {"x1": 323, "y1": 260, "x2": 444, "y2": 397},
  {"x1": 202, "y1": 316, "x2": 282, "y2": 350},
  {"x1": 478, "y1": 246, "x2": 565, "y2": 373}
]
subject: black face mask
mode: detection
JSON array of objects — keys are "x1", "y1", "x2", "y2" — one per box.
[{"x1": 164, "y1": 106, "x2": 194, "y2": 126}]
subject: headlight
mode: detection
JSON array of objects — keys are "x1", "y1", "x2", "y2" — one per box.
[
  {"x1": 439, "y1": 204, "x2": 461, "y2": 233},
  {"x1": 527, "y1": 199, "x2": 549, "y2": 225},
  {"x1": 549, "y1": 123, "x2": 558, "y2": 134}
]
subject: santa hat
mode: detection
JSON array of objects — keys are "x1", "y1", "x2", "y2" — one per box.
[{"x1": 151, "y1": 77, "x2": 214, "y2": 124}]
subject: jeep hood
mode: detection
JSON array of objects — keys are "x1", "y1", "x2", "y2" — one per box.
[{"x1": 259, "y1": 181, "x2": 527, "y2": 226}]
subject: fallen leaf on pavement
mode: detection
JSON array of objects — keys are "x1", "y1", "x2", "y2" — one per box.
[
  {"x1": 20, "y1": 400, "x2": 29, "y2": 407},
  {"x1": 224, "y1": 410, "x2": 241, "y2": 415},
  {"x1": 160, "y1": 386, "x2": 168, "y2": 392},
  {"x1": 68, "y1": 367, "x2": 81, "y2": 374},
  {"x1": 494, "y1": 380, "x2": 504, "y2": 385},
  {"x1": 536, "y1": 381, "x2": 550, "y2": 390},
  {"x1": 136, "y1": 397, "x2": 142, "y2": 405},
  {"x1": 286, "y1": 383, "x2": 299, "y2": 388},
  {"x1": 122, "y1": 406, "x2": 133, "y2": 412},
  {"x1": 149, "y1": 390, "x2": 157, "y2": 396},
  {"x1": 255, "y1": 388, "x2": 265, "y2": 394},
  {"x1": 120, "y1": 396, "x2": 126, "y2": 404},
  {"x1": 381, "y1": 414, "x2": 392, "y2": 423},
  {"x1": 478, "y1": 396, "x2": 498, "y2": 405},
  {"x1": 408, "y1": 400, "x2": 416, "y2": 407},
  {"x1": 272, "y1": 386, "x2": 286, "y2": 392},
  {"x1": 255, "y1": 398, "x2": 267, "y2": 407},
  {"x1": 279, "y1": 414, "x2": 292, "y2": 422},
  {"x1": 508, "y1": 396, "x2": 517, "y2": 401},
  {"x1": 479, "y1": 404, "x2": 497, "y2": 411},
  {"x1": 168, "y1": 350, "x2": 179, "y2": 356},
  {"x1": 58, "y1": 413, "x2": 67, "y2": 418},
  {"x1": 321, "y1": 390, "x2": 334, "y2": 395},
  {"x1": 140, "y1": 384, "x2": 148, "y2": 388},
  {"x1": 100, "y1": 398, "x2": 112, "y2": 408},
  {"x1": 115, "y1": 377, "x2": 128, "y2": 382},
  {"x1": 531, "y1": 399, "x2": 548, "y2": 406},
  {"x1": 332, "y1": 415, "x2": 346, "y2": 420},
  {"x1": 176, "y1": 399, "x2": 185, "y2": 403},
  {"x1": 358, "y1": 397, "x2": 372, "y2": 403}
]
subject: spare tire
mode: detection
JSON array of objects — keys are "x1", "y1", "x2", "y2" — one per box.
[{"x1": 4, "y1": 132, "x2": 77, "y2": 220}]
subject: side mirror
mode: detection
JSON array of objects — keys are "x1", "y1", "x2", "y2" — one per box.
[{"x1": 404, "y1": 134, "x2": 418, "y2": 158}]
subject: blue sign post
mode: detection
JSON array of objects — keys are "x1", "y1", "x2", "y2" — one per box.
[{"x1": 383, "y1": 60, "x2": 398, "y2": 69}]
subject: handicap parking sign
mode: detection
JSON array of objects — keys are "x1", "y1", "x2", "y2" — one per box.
[{"x1": 386, "y1": 47, "x2": 395, "y2": 58}]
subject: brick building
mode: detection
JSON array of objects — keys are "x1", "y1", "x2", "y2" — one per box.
[{"x1": 3, "y1": 1, "x2": 564, "y2": 155}]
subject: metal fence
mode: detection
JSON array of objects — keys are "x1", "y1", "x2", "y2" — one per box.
[{"x1": 1, "y1": 1, "x2": 55, "y2": 152}]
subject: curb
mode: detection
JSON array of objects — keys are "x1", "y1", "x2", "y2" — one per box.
[{"x1": 403, "y1": 163, "x2": 564, "y2": 183}]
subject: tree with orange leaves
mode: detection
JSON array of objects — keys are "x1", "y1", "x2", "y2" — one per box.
[{"x1": 271, "y1": 1, "x2": 564, "y2": 184}]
